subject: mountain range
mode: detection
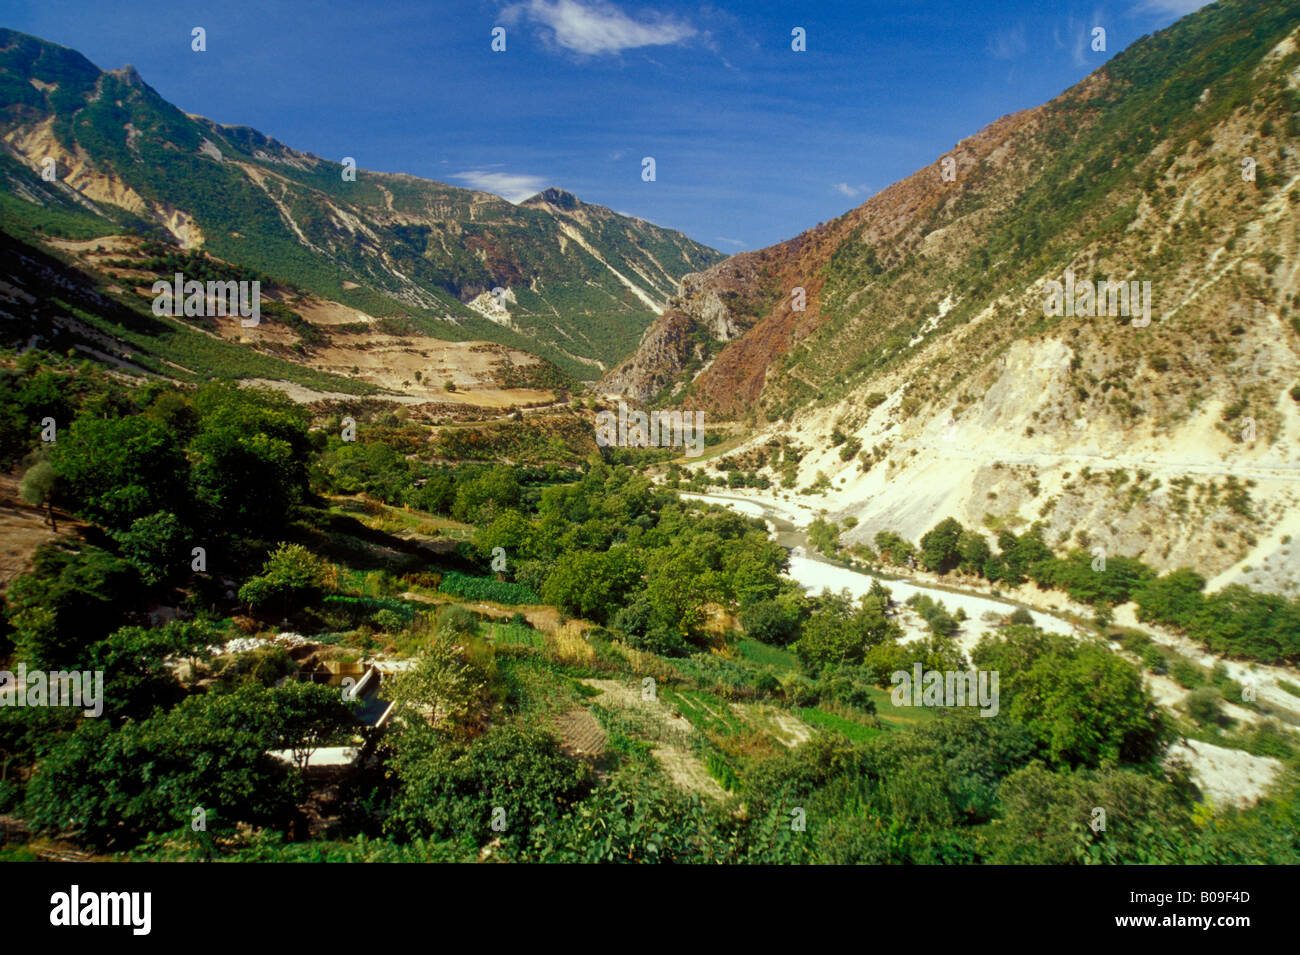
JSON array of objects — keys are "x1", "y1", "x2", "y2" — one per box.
[
  {"x1": 0, "y1": 26, "x2": 722, "y2": 386},
  {"x1": 3, "y1": 2, "x2": 1300, "y2": 595}
]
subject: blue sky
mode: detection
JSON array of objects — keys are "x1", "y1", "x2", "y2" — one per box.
[{"x1": 1, "y1": 0, "x2": 1210, "y2": 250}]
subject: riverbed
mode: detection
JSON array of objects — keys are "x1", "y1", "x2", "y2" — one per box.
[{"x1": 680, "y1": 490, "x2": 1077, "y2": 640}]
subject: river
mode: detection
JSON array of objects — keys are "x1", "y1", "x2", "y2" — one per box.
[{"x1": 679, "y1": 491, "x2": 1073, "y2": 636}]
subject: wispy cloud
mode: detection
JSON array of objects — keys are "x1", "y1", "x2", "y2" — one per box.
[
  {"x1": 987, "y1": 22, "x2": 1028, "y2": 60},
  {"x1": 1055, "y1": 15, "x2": 1098, "y2": 68},
  {"x1": 452, "y1": 169, "x2": 550, "y2": 202},
  {"x1": 833, "y1": 182, "x2": 870, "y2": 198},
  {"x1": 1136, "y1": 0, "x2": 1212, "y2": 14},
  {"x1": 714, "y1": 236, "x2": 746, "y2": 248},
  {"x1": 501, "y1": 0, "x2": 697, "y2": 56}
]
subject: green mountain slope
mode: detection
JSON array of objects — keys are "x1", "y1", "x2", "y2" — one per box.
[{"x1": 0, "y1": 28, "x2": 723, "y2": 379}]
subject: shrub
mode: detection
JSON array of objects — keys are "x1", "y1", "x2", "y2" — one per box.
[
  {"x1": 1169, "y1": 658, "x2": 1203, "y2": 688},
  {"x1": 438, "y1": 570, "x2": 539, "y2": 606},
  {"x1": 437, "y1": 604, "x2": 478, "y2": 636},
  {"x1": 238, "y1": 542, "x2": 328, "y2": 613},
  {"x1": 1185, "y1": 686, "x2": 1223, "y2": 726},
  {"x1": 1140, "y1": 645, "x2": 1167, "y2": 674},
  {"x1": 624, "y1": 625, "x2": 690, "y2": 658}
]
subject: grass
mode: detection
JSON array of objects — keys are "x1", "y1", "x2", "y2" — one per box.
[
  {"x1": 488, "y1": 621, "x2": 544, "y2": 649},
  {"x1": 797, "y1": 706, "x2": 883, "y2": 742},
  {"x1": 662, "y1": 687, "x2": 747, "y2": 737},
  {"x1": 864, "y1": 685, "x2": 941, "y2": 728},
  {"x1": 736, "y1": 637, "x2": 800, "y2": 670}
]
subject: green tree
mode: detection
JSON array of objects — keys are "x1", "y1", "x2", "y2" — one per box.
[
  {"x1": 541, "y1": 547, "x2": 642, "y2": 625},
  {"x1": 18, "y1": 458, "x2": 58, "y2": 530},
  {"x1": 956, "y1": 530, "x2": 991, "y2": 575},
  {"x1": 188, "y1": 386, "x2": 312, "y2": 536},
  {"x1": 383, "y1": 723, "x2": 591, "y2": 846},
  {"x1": 975, "y1": 628, "x2": 1166, "y2": 767},
  {"x1": 5, "y1": 543, "x2": 144, "y2": 670},
  {"x1": 237, "y1": 542, "x2": 328, "y2": 615},
  {"x1": 50, "y1": 414, "x2": 188, "y2": 530},
  {"x1": 24, "y1": 687, "x2": 302, "y2": 851},
  {"x1": 919, "y1": 517, "x2": 964, "y2": 573},
  {"x1": 111, "y1": 510, "x2": 185, "y2": 585}
]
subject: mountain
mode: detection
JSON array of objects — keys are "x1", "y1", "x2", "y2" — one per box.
[
  {"x1": 606, "y1": 0, "x2": 1300, "y2": 593},
  {"x1": 0, "y1": 28, "x2": 723, "y2": 381}
]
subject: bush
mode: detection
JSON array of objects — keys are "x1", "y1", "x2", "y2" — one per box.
[
  {"x1": 782, "y1": 674, "x2": 821, "y2": 706},
  {"x1": 372, "y1": 609, "x2": 406, "y2": 633},
  {"x1": 1185, "y1": 686, "x2": 1223, "y2": 726},
  {"x1": 111, "y1": 510, "x2": 185, "y2": 585},
  {"x1": 1140, "y1": 645, "x2": 1168, "y2": 674},
  {"x1": 437, "y1": 604, "x2": 478, "y2": 636},
  {"x1": 624, "y1": 625, "x2": 690, "y2": 658},
  {"x1": 740, "y1": 599, "x2": 801, "y2": 646},
  {"x1": 238, "y1": 542, "x2": 328, "y2": 613},
  {"x1": 383, "y1": 724, "x2": 592, "y2": 845},
  {"x1": 1169, "y1": 658, "x2": 1203, "y2": 689},
  {"x1": 1008, "y1": 608, "x2": 1035, "y2": 626}
]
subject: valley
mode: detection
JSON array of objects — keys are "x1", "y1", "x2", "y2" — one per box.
[{"x1": 1, "y1": 0, "x2": 1299, "y2": 873}]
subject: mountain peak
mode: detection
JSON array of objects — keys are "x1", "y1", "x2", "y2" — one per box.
[
  {"x1": 522, "y1": 187, "x2": 581, "y2": 210},
  {"x1": 108, "y1": 64, "x2": 143, "y2": 85}
]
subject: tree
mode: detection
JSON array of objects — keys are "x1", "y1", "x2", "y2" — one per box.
[
  {"x1": 111, "y1": 511, "x2": 185, "y2": 585},
  {"x1": 50, "y1": 414, "x2": 188, "y2": 531},
  {"x1": 23, "y1": 687, "x2": 303, "y2": 850},
  {"x1": 807, "y1": 517, "x2": 840, "y2": 556},
  {"x1": 383, "y1": 723, "x2": 592, "y2": 846},
  {"x1": 265, "y1": 681, "x2": 357, "y2": 771},
  {"x1": 85, "y1": 621, "x2": 214, "y2": 722},
  {"x1": 18, "y1": 459, "x2": 57, "y2": 530},
  {"x1": 643, "y1": 547, "x2": 723, "y2": 638},
  {"x1": 793, "y1": 590, "x2": 900, "y2": 671},
  {"x1": 1133, "y1": 568, "x2": 1206, "y2": 631},
  {"x1": 990, "y1": 761, "x2": 1193, "y2": 864},
  {"x1": 957, "y1": 530, "x2": 991, "y2": 575},
  {"x1": 188, "y1": 385, "x2": 313, "y2": 537},
  {"x1": 975, "y1": 629, "x2": 1166, "y2": 767},
  {"x1": 472, "y1": 509, "x2": 537, "y2": 563},
  {"x1": 919, "y1": 517, "x2": 964, "y2": 573},
  {"x1": 541, "y1": 547, "x2": 642, "y2": 625},
  {"x1": 386, "y1": 634, "x2": 494, "y2": 733},
  {"x1": 238, "y1": 542, "x2": 328, "y2": 615},
  {"x1": 452, "y1": 466, "x2": 521, "y2": 524},
  {"x1": 5, "y1": 543, "x2": 144, "y2": 670},
  {"x1": 873, "y1": 531, "x2": 917, "y2": 567},
  {"x1": 740, "y1": 598, "x2": 802, "y2": 646}
]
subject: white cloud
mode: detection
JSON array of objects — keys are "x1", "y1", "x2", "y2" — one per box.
[
  {"x1": 501, "y1": 0, "x2": 696, "y2": 56},
  {"x1": 988, "y1": 23, "x2": 1028, "y2": 60},
  {"x1": 714, "y1": 236, "x2": 746, "y2": 248},
  {"x1": 452, "y1": 170, "x2": 550, "y2": 202},
  {"x1": 833, "y1": 182, "x2": 869, "y2": 198}
]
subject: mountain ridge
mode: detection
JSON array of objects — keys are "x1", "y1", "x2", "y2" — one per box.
[{"x1": 0, "y1": 26, "x2": 724, "y2": 379}]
